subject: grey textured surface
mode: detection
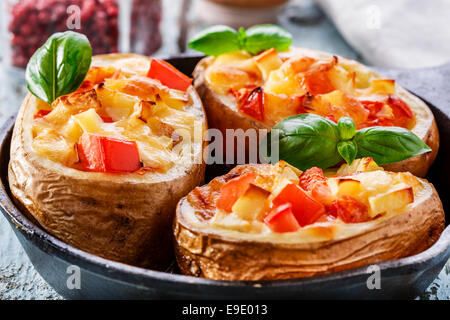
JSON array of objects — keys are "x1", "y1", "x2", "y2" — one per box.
[{"x1": 0, "y1": 0, "x2": 448, "y2": 300}]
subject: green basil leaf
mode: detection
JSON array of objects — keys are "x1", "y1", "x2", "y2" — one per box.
[
  {"x1": 238, "y1": 27, "x2": 247, "y2": 48},
  {"x1": 354, "y1": 126, "x2": 431, "y2": 165},
  {"x1": 263, "y1": 113, "x2": 342, "y2": 170},
  {"x1": 188, "y1": 25, "x2": 241, "y2": 56},
  {"x1": 244, "y1": 24, "x2": 292, "y2": 55},
  {"x1": 337, "y1": 117, "x2": 356, "y2": 140},
  {"x1": 337, "y1": 140, "x2": 357, "y2": 164},
  {"x1": 26, "y1": 31, "x2": 92, "y2": 104}
]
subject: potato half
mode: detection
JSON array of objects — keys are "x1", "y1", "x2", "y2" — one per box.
[
  {"x1": 9, "y1": 54, "x2": 207, "y2": 269},
  {"x1": 174, "y1": 164, "x2": 445, "y2": 280},
  {"x1": 193, "y1": 47, "x2": 439, "y2": 177}
]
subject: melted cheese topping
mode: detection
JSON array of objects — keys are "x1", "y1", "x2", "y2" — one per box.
[
  {"x1": 180, "y1": 163, "x2": 428, "y2": 243},
  {"x1": 205, "y1": 48, "x2": 418, "y2": 129},
  {"x1": 31, "y1": 55, "x2": 205, "y2": 173}
]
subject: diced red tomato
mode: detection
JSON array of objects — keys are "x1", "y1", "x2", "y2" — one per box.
[
  {"x1": 299, "y1": 167, "x2": 327, "y2": 191},
  {"x1": 360, "y1": 97, "x2": 413, "y2": 128},
  {"x1": 360, "y1": 100, "x2": 393, "y2": 128},
  {"x1": 299, "y1": 167, "x2": 332, "y2": 205},
  {"x1": 34, "y1": 109, "x2": 51, "y2": 119},
  {"x1": 238, "y1": 87, "x2": 264, "y2": 122},
  {"x1": 302, "y1": 57, "x2": 337, "y2": 95},
  {"x1": 282, "y1": 56, "x2": 337, "y2": 95},
  {"x1": 304, "y1": 68, "x2": 335, "y2": 95},
  {"x1": 272, "y1": 183, "x2": 325, "y2": 226},
  {"x1": 100, "y1": 115, "x2": 114, "y2": 123},
  {"x1": 216, "y1": 172, "x2": 256, "y2": 212},
  {"x1": 101, "y1": 138, "x2": 141, "y2": 173},
  {"x1": 77, "y1": 133, "x2": 141, "y2": 173},
  {"x1": 329, "y1": 195, "x2": 370, "y2": 223},
  {"x1": 295, "y1": 94, "x2": 308, "y2": 114},
  {"x1": 361, "y1": 100, "x2": 384, "y2": 116},
  {"x1": 264, "y1": 203, "x2": 300, "y2": 233},
  {"x1": 387, "y1": 95, "x2": 414, "y2": 118},
  {"x1": 231, "y1": 85, "x2": 257, "y2": 101},
  {"x1": 78, "y1": 133, "x2": 105, "y2": 172},
  {"x1": 360, "y1": 117, "x2": 394, "y2": 128},
  {"x1": 147, "y1": 58, "x2": 192, "y2": 91}
]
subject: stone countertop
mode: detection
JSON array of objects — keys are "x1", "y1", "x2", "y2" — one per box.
[{"x1": 0, "y1": 0, "x2": 448, "y2": 300}]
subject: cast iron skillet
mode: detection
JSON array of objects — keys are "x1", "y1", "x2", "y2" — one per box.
[{"x1": 0, "y1": 55, "x2": 449, "y2": 299}]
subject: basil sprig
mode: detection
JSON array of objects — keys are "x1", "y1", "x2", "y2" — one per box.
[
  {"x1": 188, "y1": 24, "x2": 292, "y2": 56},
  {"x1": 353, "y1": 127, "x2": 432, "y2": 165},
  {"x1": 261, "y1": 114, "x2": 431, "y2": 170},
  {"x1": 26, "y1": 31, "x2": 92, "y2": 104},
  {"x1": 336, "y1": 117, "x2": 358, "y2": 164}
]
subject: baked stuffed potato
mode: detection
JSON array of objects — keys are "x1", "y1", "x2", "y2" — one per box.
[
  {"x1": 174, "y1": 158, "x2": 445, "y2": 280},
  {"x1": 9, "y1": 53, "x2": 207, "y2": 269},
  {"x1": 193, "y1": 47, "x2": 439, "y2": 176}
]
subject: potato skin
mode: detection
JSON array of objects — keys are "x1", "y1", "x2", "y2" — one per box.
[
  {"x1": 9, "y1": 55, "x2": 207, "y2": 269},
  {"x1": 174, "y1": 165, "x2": 445, "y2": 281},
  {"x1": 193, "y1": 52, "x2": 439, "y2": 177}
]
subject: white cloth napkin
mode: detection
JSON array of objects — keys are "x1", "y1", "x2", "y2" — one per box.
[{"x1": 315, "y1": 0, "x2": 450, "y2": 68}]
